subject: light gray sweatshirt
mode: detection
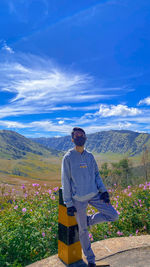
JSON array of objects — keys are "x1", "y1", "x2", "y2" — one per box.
[{"x1": 61, "y1": 148, "x2": 107, "y2": 207}]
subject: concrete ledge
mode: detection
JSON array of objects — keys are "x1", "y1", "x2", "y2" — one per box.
[{"x1": 26, "y1": 235, "x2": 150, "y2": 266}]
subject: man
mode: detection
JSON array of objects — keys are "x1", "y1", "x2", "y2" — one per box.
[{"x1": 61, "y1": 127, "x2": 118, "y2": 267}]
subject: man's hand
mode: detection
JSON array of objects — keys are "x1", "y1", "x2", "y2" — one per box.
[
  {"x1": 67, "y1": 206, "x2": 77, "y2": 216},
  {"x1": 100, "y1": 191, "x2": 110, "y2": 204}
]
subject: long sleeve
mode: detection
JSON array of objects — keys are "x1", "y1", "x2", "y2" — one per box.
[
  {"x1": 61, "y1": 156, "x2": 73, "y2": 208},
  {"x1": 93, "y1": 156, "x2": 107, "y2": 193}
]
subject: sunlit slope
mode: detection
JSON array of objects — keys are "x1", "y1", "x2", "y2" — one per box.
[
  {"x1": 0, "y1": 130, "x2": 62, "y2": 159},
  {"x1": 0, "y1": 130, "x2": 63, "y2": 185}
]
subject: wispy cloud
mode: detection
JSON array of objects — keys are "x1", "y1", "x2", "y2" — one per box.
[
  {"x1": 0, "y1": 49, "x2": 120, "y2": 118},
  {"x1": 0, "y1": 40, "x2": 14, "y2": 54}
]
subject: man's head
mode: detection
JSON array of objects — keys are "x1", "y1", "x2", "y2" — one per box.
[{"x1": 71, "y1": 127, "x2": 86, "y2": 147}]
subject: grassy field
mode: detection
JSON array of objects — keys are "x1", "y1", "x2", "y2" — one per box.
[{"x1": 0, "y1": 151, "x2": 146, "y2": 190}]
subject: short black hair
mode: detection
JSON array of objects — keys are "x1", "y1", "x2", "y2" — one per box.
[{"x1": 71, "y1": 127, "x2": 86, "y2": 139}]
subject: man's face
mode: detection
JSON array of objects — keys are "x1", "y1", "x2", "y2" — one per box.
[{"x1": 72, "y1": 130, "x2": 86, "y2": 144}]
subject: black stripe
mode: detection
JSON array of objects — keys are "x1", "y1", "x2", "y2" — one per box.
[
  {"x1": 58, "y1": 223, "x2": 79, "y2": 245},
  {"x1": 59, "y1": 188, "x2": 66, "y2": 207}
]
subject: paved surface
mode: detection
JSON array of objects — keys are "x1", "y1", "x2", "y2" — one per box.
[
  {"x1": 26, "y1": 235, "x2": 150, "y2": 267},
  {"x1": 99, "y1": 246, "x2": 150, "y2": 267}
]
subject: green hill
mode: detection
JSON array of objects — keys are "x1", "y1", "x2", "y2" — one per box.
[
  {"x1": 31, "y1": 130, "x2": 150, "y2": 156},
  {"x1": 0, "y1": 130, "x2": 61, "y2": 159}
]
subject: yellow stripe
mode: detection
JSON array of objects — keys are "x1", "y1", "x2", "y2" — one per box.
[
  {"x1": 58, "y1": 240, "x2": 82, "y2": 265},
  {"x1": 58, "y1": 204, "x2": 77, "y2": 227}
]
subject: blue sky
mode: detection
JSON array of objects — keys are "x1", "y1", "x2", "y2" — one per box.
[{"x1": 0, "y1": 0, "x2": 150, "y2": 137}]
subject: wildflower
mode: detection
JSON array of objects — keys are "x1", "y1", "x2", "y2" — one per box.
[
  {"x1": 42, "y1": 232, "x2": 45, "y2": 237},
  {"x1": 30, "y1": 209, "x2": 32, "y2": 212},
  {"x1": 117, "y1": 231, "x2": 123, "y2": 236},
  {"x1": 128, "y1": 192, "x2": 132, "y2": 197},
  {"x1": 51, "y1": 195, "x2": 55, "y2": 200},
  {"x1": 14, "y1": 205, "x2": 18, "y2": 209},
  {"x1": 21, "y1": 184, "x2": 25, "y2": 189},
  {"x1": 136, "y1": 229, "x2": 139, "y2": 234},
  {"x1": 128, "y1": 186, "x2": 131, "y2": 189},
  {"x1": 24, "y1": 193, "x2": 28, "y2": 198},
  {"x1": 48, "y1": 190, "x2": 52, "y2": 194},
  {"x1": 22, "y1": 208, "x2": 27, "y2": 212},
  {"x1": 89, "y1": 233, "x2": 93, "y2": 241},
  {"x1": 53, "y1": 187, "x2": 59, "y2": 192}
]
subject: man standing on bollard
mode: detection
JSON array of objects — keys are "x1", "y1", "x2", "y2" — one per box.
[{"x1": 61, "y1": 127, "x2": 119, "y2": 267}]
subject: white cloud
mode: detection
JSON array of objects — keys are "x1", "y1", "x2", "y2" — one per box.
[
  {"x1": 1, "y1": 43, "x2": 14, "y2": 54},
  {"x1": 0, "y1": 120, "x2": 25, "y2": 128},
  {"x1": 138, "y1": 97, "x2": 150, "y2": 106},
  {"x1": 0, "y1": 53, "x2": 120, "y2": 118},
  {"x1": 58, "y1": 120, "x2": 64, "y2": 125},
  {"x1": 99, "y1": 104, "x2": 142, "y2": 117}
]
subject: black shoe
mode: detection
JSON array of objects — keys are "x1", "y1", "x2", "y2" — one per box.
[{"x1": 88, "y1": 263, "x2": 96, "y2": 267}]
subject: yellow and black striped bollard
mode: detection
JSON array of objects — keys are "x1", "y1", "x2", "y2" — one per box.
[{"x1": 58, "y1": 188, "x2": 82, "y2": 265}]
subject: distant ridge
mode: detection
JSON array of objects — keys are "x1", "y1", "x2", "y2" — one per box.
[
  {"x1": 0, "y1": 130, "x2": 61, "y2": 159},
  {"x1": 31, "y1": 130, "x2": 150, "y2": 156}
]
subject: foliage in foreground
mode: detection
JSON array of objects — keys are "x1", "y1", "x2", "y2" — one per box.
[{"x1": 0, "y1": 182, "x2": 150, "y2": 267}]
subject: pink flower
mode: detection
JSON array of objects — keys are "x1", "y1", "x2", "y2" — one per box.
[
  {"x1": 117, "y1": 231, "x2": 123, "y2": 236},
  {"x1": 51, "y1": 195, "x2": 55, "y2": 200},
  {"x1": 48, "y1": 190, "x2": 52, "y2": 194},
  {"x1": 128, "y1": 192, "x2": 132, "y2": 197},
  {"x1": 53, "y1": 187, "x2": 59, "y2": 191},
  {"x1": 21, "y1": 184, "x2": 25, "y2": 189},
  {"x1": 22, "y1": 208, "x2": 26, "y2": 212},
  {"x1": 136, "y1": 229, "x2": 139, "y2": 234},
  {"x1": 42, "y1": 232, "x2": 45, "y2": 237},
  {"x1": 14, "y1": 205, "x2": 18, "y2": 209},
  {"x1": 89, "y1": 233, "x2": 93, "y2": 241}
]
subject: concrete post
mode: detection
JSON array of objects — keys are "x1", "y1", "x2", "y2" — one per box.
[{"x1": 58, "y1": 188, "x2": 82, "y2": 265}]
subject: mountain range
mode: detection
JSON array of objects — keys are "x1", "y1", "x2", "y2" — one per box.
[
  {"x1": 31, "y1": 130, "x2": 150, "y2": 156},
  {"x1": 0, "y1": 129, "x2": 149, "y2": 160}
]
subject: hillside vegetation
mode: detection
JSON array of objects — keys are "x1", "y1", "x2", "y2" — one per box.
[
  {"x1": 31, "y1": 130, "x2": 150, "y2": 156},
  {"x1": 0, "y1": 130, "x2": 61, "y2": 159}
]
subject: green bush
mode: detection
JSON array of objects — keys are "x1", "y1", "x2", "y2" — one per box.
[{"x1": 0, "y1": 182, "x2": 150, "y2": 266}]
